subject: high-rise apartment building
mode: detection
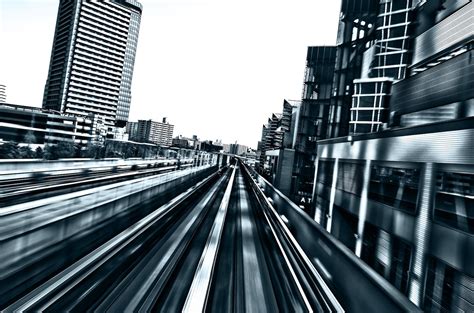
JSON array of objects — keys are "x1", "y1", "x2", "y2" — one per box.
[
  {"x1": 0, "y1": 84, "x2": 6, "y2": 103},
  {"x1": 42, "y1": 0, "x2": 142, "y2": 130},
  {"x1": 133, "y1": 118, "x2": 174, "y2": 146}
]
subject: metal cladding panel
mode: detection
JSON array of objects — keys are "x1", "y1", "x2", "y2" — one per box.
[
  {"x1": 429, "y1": 223, "x2": 474, "y2": 276},
  {"x1": 411, "y1": 2, "x2": 473, "y2": 67},
  {"x1": 391, "y1": 51, "x2": 473, "y2": 115},
  {"x1": 333, "y1": 188, "x2": 417, "y2": 242},
  {"x1": 340, "y1": 0, "x2": 378, "y2": 17},
  {"x1": 318, "y1": 127, "x2": 474, "y2": 165},
  {"x1": 306, "y1": 46, "x2": 337, "y2": 83}
]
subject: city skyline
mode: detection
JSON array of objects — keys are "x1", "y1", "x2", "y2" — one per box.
[{"x1": 0, "y1": 0, "x2": 341, "y2": 147}]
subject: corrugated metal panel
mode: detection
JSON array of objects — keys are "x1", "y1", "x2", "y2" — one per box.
[
  {"x1": 411, "y1": 2, "x2": 473, "y2": 66},
  {"x1": 318, "y1": 128, "x2": 474, "y2": 165},
  {"x1": 391, "y1": 51, "x2": 473, "y2": 115}
]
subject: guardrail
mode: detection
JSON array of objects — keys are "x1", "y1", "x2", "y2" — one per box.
[
  {"x1": 0, "y1": 158, "x2": 194, "y2": 180},
  {"x1": 243, "y1": 163, "x2": 422, "y2": 313}
]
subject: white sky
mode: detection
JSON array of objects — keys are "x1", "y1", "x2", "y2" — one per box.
[{"x1": 0, "y1": 0, "x2": 341, "y2": 148}]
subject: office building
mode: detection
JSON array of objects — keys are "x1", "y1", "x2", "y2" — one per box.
[
  {"x1": 229, "y1": 143, "x2": 248, "y2": 156},
  {"x1": 349, "y1": 0, "x2": 414, "y2": 134},
  {"x1": 326, "y1": 0, "x2": 378, "y2": 138},
  {"x1": 312, "y1": 1, "x2": 473, "y2": 311},
  {"x1": 257, "y1": 113, "x2": 283, "y2": 176},
  {"x1": 0, "y1": 84, "x2": 6, "y2": 103},
  {"x1": 261, "y1": 47, "x2": 337, "y2": 210},
  {"x1": 42, "y1": 0, "x2": 142, "y2": 130},
  {"x1": 172, "y1": 135, "x2": 200, "y2": 149},
  {"x1": 292, "y1": 47, "x2": 336, "y2": 209}
]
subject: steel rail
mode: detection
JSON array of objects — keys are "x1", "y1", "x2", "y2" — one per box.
[
  {"x1": 3, "y1": 170, "x2": 219, "y2": 312},
  {"x1": 241, "y1": 161, "x2": 345, "y2": 313},
  {"x1": 182, "y1": 165, "x2": 237, "y2": 313}
]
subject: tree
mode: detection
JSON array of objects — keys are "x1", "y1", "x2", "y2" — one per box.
[
  {"x1": 35, "y1": 146, "x2": 44, "y2": 159},
  {"x1": 18, "y1": 146, "x2": 35, "y2": 159},
  {"x1": 44, "y1": 141, "x2": 76, "y2": 160},
  {"x1": 0, "y1": 142, "x2": 20, "y2": 159},
  {"x1": 83, "y1": 144, "x2": 104, "y2": 159}
]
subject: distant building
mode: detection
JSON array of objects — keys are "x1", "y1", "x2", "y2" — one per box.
[
  {"x1": 222, "y1": 142, "x2": 248, "y2": 155},
  {"x1": 261, "y1": 47, "x2": 337, "y2": 207},
  {"x1": 222, "y1": 143, "x2": 231, "y2": 153},
  {"x1": 199, "y1": 140, "x2": 222, "y2": 153},
  {"x1": 172, "y1": 135, "x2": 195, "y2": 149},
  {"x1": 125, "y1": 121, "x2": 139, "y2": 140},
  {"x1": 0, "y1": 103, "x2": 95, "y2": 146},
  {"x1": 42, "y1": 0, "x2": 143, "y2": 130},
  {"x1": 257, "y1": 113, "x2": 284, "y2": 173},
  {"x1": 132, "y1": 118, "x2": 174, "y2": 146},
  {"x1": 229, "y1": 143, "x2": 248, "y2": 155},
  {"x1": 0, "y1": 84, "x2": 6, "y2": 103}
]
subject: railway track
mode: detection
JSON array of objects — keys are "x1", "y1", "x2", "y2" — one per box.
[{"x1": 1, "y1": 161, "x2": 343, "y2": 312}]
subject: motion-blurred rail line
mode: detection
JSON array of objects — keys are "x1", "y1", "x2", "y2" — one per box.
[{"x1": 0, "y1": 156, "x2": 421, "y2": 312}]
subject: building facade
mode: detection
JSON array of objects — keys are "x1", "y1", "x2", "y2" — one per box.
[
  {"x1": 262, "y1": 47, "x2": 337, "y2": 210},
  {"x1": 325, "y1": 0, "x2": 379, "y2": 139},
  {"x1": 132, "y1": 118, "x2": 174, "y2": 146},
  {"x1": 0, "y1": 103, "x2": 95, "y2": 146},
  {"x1": 257, "y1": 113, "x2": 283, "y2": 176},
  {"x1": 229, "y1": 143, "x2": 248, "y2": 156},
  {"x1": 0, "y1": 84, "x2": 6, "y2": 103},
  {"x1": 312, "y1": 1, "x2": 473, "y2": 312},
  {"x1": 42, "y1": 0, "x2": 142, "y2": 131}
]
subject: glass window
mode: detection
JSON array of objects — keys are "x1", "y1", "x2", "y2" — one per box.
[
  {"x1": 337, "y1": 162, "x2": 365, "y2": 196},
  {"x1": 424, "y1": 256, "x2": 474, "y2": 312},
  {"x1": 434, "y1": 171, "x2": 474, "y2": 233},
  {"x1": 368, "y1": 164, "x2": 420, "y2": 213},
  {"x1": 361, "y1": 223, "x2": 412, "y2": 295},
  {"x1": 316, "y1": 159, "x2": 335, "y2": 187}
]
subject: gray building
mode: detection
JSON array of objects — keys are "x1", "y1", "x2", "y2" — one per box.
[
  {"x1": 0, "y1": 103, "x2": 95, "y2": 146},
  {"x1": 132, "y1": 118, "x2": 174, "y2": 146},
  {"x1": 263, "y1": 47, "x2": 337, "y2": 210},
  {"x1": 229, "y1": 143, "x2": 248, "y2": 156},
  {"x1": 42, "y1": 0, "x2": 142, "y2": 129},
  {"x1": 312, "y1": 1, "x2": 473, "y2": 311}
]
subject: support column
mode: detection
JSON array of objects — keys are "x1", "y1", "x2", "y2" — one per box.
[
  {"x1": 326, "y1": 158, "x2": 339, "y2": 233},
  {"x1": 312, "y1": 155, "x2": 320, "y2": 222},
  {"x1": 409, "y1": 163, "x2": 435, "y2": 306},
  {"x1": 355, "y1": 160, "x2": 372, "y2": 257}
]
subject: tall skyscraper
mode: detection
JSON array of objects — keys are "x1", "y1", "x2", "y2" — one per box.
[
  {"x1": 42, "y1": 0, "x2": 142, "y2": 130},
  {"x1": 0, "y1": 84, "x2": 6, "y2": 103}
]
